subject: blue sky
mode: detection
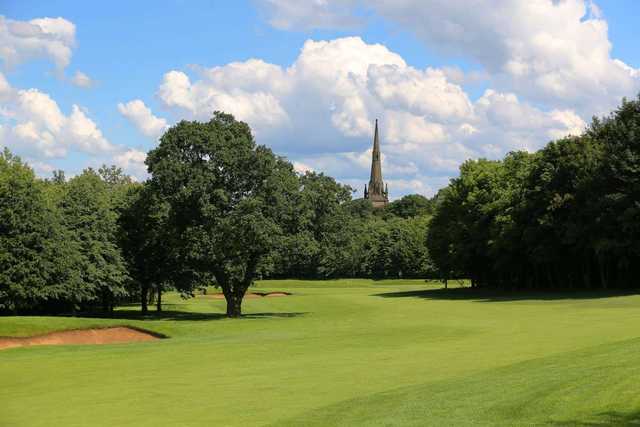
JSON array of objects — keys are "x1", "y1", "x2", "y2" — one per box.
[{"x1": 2, "y1": 0, "x2": 640, "y2": 197}]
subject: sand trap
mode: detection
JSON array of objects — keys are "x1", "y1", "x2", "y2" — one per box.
[
  {"x1": 202, "y1": 292, "x2": 292, "y2": 299},
  {"x1": 0, "y1": 326, "x2": 161, "y2": 351},
  {"x1": 264, "y1": 292, "x2": 290, "y2": 297}
]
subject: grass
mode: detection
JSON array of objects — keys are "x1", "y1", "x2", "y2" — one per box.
[{"x1": 1, "y1": 279, "x2": 640, "y2": 426}]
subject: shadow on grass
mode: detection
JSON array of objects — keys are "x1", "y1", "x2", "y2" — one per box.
[
  {"x1": 81, "y1": 310, "x2": 307, "y2": 321},
  {"x1": 555, "y1": 410, "x2": 640, "y2": 426},
  {"x1": 372, "y1": 286, "x2": 639, "y2": 302}
]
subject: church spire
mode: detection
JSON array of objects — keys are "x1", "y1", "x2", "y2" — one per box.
[
  {"x1": 370, "y1": 119, "x2": 382, "y2": 185},
  {"x1": 364, "y1": 119, "x2": 389, "y2": 208}
]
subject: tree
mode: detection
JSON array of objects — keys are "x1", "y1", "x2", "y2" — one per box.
[
  {"x1": 367, "y1": 216, "x2": 432, "y2": 278},
  {"x1": 387, "y1": 194, "x2": 433, "y2": 218},
  {"x1": 270, "y1": 171, "x2": 353, "y2": 278},
  {"x1": 0, "y1": 149, "x2": 82, "y2": 314},
  {"x1": 426, "y1": 96, "x2": 640, "y2": 291},
  {"x1": 586, "y1": 97, "x2": 640, "y2": 288},
  {"x1": 61, "y1": 169, "x2": 129, "y2": 313},
  {"x1": 146, "y1": 112, "x2": 299, "y2": 317},
  {"x1": 119, "y1": 183, "x2": 176, "y2": 313}
]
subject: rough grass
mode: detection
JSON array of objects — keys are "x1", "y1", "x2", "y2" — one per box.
[{"x1": 1, "y1": 279, "x2": 640, "y2": 426}]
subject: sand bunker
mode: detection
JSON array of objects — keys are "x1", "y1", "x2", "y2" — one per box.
[
  {"x1": 202, "y1": 292, "x2": 292, "y2": 299},
  {"x1": 0, "y1": 326, "x2": 160, "y2": 351}
]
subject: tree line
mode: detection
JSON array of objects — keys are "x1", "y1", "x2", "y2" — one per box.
[
  {"x1": 427, "y1": 96, "x2": 640, "y2": 291},
  {"x1": 0, "y1": 113, "x2": 433, "y2": 317},
  {"x1": 4, "y1": 96, "x2": 638, "y2": 317},
  {"x1": 0, "y1": 155, "x2": 132, "y2": 315}
]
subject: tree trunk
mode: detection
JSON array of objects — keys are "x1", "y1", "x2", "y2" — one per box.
[
  {"x1": 583, "y1": 254, "x2": 592, "y2": 289},
  {"x1": 141, "y1": 285, "x2": 148, "y2": 314},
  {"x1": 226, "y1": 293, "x2": 243, "y2": 318},
  {"x1": 598, "y1": 255, "x2": 608, "y2": 290},
  {"x1": 222, "y1": 285, "x2": 249, "y2": 318},
  {"x1": 102, "y1": 289, "x2": 110, "y2": 314},
  {"x1": 220, "y1": 256, "x2": 259, "y2": 318},
  {"x1": 156, "y1": 287, "x2": 162, "y2": 312}
]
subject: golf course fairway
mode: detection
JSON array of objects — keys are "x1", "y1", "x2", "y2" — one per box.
[{"x1": 2, "y1": 279, "x2": 640, "y2": 426}]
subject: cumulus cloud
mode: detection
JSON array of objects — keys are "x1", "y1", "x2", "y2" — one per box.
[
  {"x1": 150, "y1": 36, "x2": 582, "y2": 196},
  {"x1": 0, "y1": 16, "x2": 76, "y2": 71},
  {"x1": 259, "y1": 0, "x2": 640, "y2": 117},
  {"x1": 113, "y1": 148, "x2": 148, "y2": 180},
  {"x1": 470, "y1": 89, "x2": 587, "y2": 155},
  {"x1": 158, "y1": 67, "x2": 290, "y2": 136},
  {"x1": 0, "y1": 73, "x2": 152, "y2": 181},
  {"x1": 367, "y1": 65, "x2": 473, "y2": 122},
  {"x1": 70, "y1": 71, "x2": 93, "y2": 88},
  {"x1": 118, "y1": 99, "x2": 168, "y2": 139},
  {"x1": 0, "y1": 72, "x2": 116, "y2": 159}
]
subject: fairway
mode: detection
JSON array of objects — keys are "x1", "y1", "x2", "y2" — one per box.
[{"x1": 2, "y1": 280, "x2": 640, "y2": 426}]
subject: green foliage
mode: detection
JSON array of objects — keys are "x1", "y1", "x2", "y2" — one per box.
[
  {"x1": 0, "y1": 147, "x2": 136, "y2": 314},
  {"x1": 0, "y1": 113, "x2": 437, "y2": 315},
  {"x1": 60, "y1": 169, "x2": 130, "y2": 311},
  {"x1": 119, "y1": 183, "x2": 176, "y2": 313},
  {"x1": 428, "y1": 96, "x2": 640, "y2": 290},
  {"x1": 369, "y1": 215, "x2": 433, "y2": 279},
  {"x1": 271, "y1": 193, "x2": 436, "y2": 280},
  {"x1": 146, "y1": 112, "x2": 300, "y2": 316},
  {"x1": 387, "y1": 193, "x2": 433, "y2": 218},
  {"x1": 0, "y1": 149, "x2": 73, "y2": 313}
]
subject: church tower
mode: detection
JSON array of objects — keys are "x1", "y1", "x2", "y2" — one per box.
[{"x1": 364, "y1": 119, "x2": 389, "y2": 208}]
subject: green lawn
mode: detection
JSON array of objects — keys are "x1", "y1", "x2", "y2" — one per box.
[{"x1": 2, "y1": 280, "x2": 640, "y2": 426}]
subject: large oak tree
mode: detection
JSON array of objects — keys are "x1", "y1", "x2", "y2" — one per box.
[{"x1": 146, "y1": 112, "x2": 299, "y2": 317}]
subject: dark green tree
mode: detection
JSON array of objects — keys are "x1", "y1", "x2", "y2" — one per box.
[
  {"x1": 427, "y1": 96, "x2": 640, "y2": 291},
  {"x1": 271, "y1": 171, "x2": 353, "y2": 278},
  {"x1": 61, "y1": 169, "x2": 129, "y2": 313},
  {"x1": 387, "y1": 194, "x2": 433, "y2": 218},
  {"x1": 119, "y1": 183, "x2": 177, "y2": 313},
  {"x1": 146, "y1": 112, "x2": 299, "y2": 317},
  {"x1": 0, "y1": 149, "x2": 82, "y2": 313}
]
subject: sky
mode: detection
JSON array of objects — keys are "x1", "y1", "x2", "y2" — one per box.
[{"x1": 1, "y1": 0, "x2": 640, "y2": 198}]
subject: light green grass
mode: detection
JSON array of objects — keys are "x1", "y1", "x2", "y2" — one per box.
[{"x1": 1, "y1": 280, "x2": 640, "y2": 426}]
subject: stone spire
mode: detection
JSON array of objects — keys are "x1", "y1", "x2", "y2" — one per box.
[{"x1": 364, "y1": 119, "x2": 389, "y2": 208}]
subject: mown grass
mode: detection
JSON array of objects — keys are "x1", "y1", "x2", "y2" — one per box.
[{"x1": 1, "y1": 279, "x2": 640, "y2": 426}]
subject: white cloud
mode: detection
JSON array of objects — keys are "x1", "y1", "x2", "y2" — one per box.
[
  {"x1": 63, "y1": 105, "x2": 113, "y2": 154},
  {"x1": 384, "y1": 111, "x2": 448, "y2": 147},
  {"x1": 0, "y1": 75, "x2": 149, "y2": 181},
  {"x1": 385, "y1": 178, "x2": 437, "y2": 198},
  {"x1": 293, "y1": 161, "x2": 313, "y2": 174},
  {"x1": 0, "y1": 16, "x2": 76, "y2": 71},
  {"x1": 0, "y1": 72, "x2": 116, "y2": 159},
  {"x1": 157, "y1": 68, "x2": 290, "y2": 136},
  {"x1": 27, "y1": 159, "x2": 56, "y2": 176},
  {"x1": 471, "y1": 89, "x2": 587, "y2": 154},
  {"x1": 368, "y1": 65, "x2": 473, "y2": 122},
  {"x1": 259, "y1": 0, "x2": 361, "y2": 30},
  {"x1": 70, "y1": 71, "x2": 93, "y2": 88},
  {"x1": 147, "y1": 36, "x2": 585, "y2": 197},
  {"x1": 118, "y1": 99, "x2": 168, "y2": 139},
  {"x1": 259, "y1": 0, "x2": 640, "y2": 117},
  {"x1": 113, "y1": 148, "x2": 148, "y2": 180}
]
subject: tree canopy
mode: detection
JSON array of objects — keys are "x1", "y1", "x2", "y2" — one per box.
[
  {"x1": 145, "y1": 112, "x2": 301, "y2": 317},
  {"x1": 428, "y1": 96, "x2": 640, "y2": 291}
]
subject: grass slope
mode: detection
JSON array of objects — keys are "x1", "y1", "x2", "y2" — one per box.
[
  {"x1": 1, "y1": 280, "x2": 640, "y2": 426},
  {"x1": 277, "y1": 337, "x2": 640, "y2": 426}
]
